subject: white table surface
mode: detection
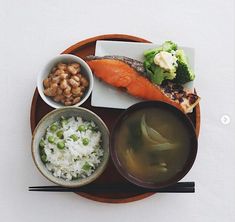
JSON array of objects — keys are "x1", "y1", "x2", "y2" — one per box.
[{"x1": 0, "y1": 0, "x2": 234, "y2": 221}]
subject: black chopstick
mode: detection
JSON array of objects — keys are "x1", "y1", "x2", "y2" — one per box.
[
  {"x1": 28, "y1": 181, "x2": 195, "y2": 193},
  {"x1": 29, "y1": 182, "x2": 194, "y2": 189}
]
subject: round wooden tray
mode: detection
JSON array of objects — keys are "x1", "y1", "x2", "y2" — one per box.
[{"x1": 30, "y1": 34, "x2": 200, "y2": 203}]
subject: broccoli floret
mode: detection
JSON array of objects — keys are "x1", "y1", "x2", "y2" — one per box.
[
  {"x1": 174, "y1": 61, "x2": 194, "y2": 84},
  {"x1": 143, "y1": 41, "x2": 196, "y2": 85},
  {"x1": 151, "y1": 66, "x2": 176, "y2": 85},
  {"x1": 144, "y1": 61, "x2": 176, "y2": 85},
  {"x1": 176, "y1": 49, "x2": 187, "y2": 63},
  {"x1": 144, "y1": 46, "x2": 162, "y2": 59},
  {"x1": 162, "y1": 41, "x2": 178, "y2": 52},
  {"x1": 143, "y1": 41, "x2": 178, "y2": 85},
  {"x1": 174, "y1": 49, "x2": 195, "y2": 84},
  {"x1": 144, "y1": 41, "x2": 177, "y2": 58}
]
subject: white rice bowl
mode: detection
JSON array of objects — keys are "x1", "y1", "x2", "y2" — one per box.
[{"x1": 40, "y1": 116, "x2": 104, "y2": 181}]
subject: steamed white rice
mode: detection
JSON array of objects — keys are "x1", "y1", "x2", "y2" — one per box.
[{"x1": 40, "y1": 117, "x2": 103, "y2": 181}]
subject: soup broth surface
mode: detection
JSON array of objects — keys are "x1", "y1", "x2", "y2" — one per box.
[{"x1": 115, "y1": 107, "x2": 191, "y2": 183}]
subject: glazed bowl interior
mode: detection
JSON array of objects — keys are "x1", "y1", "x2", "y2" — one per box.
[
  {"x1": 37, "y1": 54, "x2": 93, "y2": 109},
  {"x1": 110, "y1": 101, "x2": 198, "y2": 189},
  {"x1": 32, "y1": 107, "x2": 109, "y2": 187}
]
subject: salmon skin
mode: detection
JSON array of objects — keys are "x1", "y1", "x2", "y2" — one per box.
[{"x1": 86, "y1": 55, "x2": 200, "y2": 113}]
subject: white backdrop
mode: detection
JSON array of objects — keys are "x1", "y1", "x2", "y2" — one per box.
[{"x1": 0, "y1": 0, "x2": 234, "y2": 221}]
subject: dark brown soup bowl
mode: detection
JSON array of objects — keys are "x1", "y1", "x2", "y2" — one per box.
[{"x1": 110, "y1": 101, "x2": 198, "y2": 189}]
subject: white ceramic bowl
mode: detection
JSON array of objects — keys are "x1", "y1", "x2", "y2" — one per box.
[
  {"x1": 37, "y1": 54, "x2": 93, "y2": 108},
  {"x1": 31, "y1": 107, "x2": 110, "y2": 187}
]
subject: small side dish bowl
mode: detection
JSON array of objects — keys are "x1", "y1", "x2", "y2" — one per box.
[
  {"x1": 110, "y1": 101, "x2": 198, "y2": 189},
  {"x1": 32, "y1": 107, "x2": 109, "y2": 187},
  {"x1": 37, "y1": 54, "x2": 93, "y2": 108}
]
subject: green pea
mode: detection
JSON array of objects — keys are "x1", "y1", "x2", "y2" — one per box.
[
  {"x1": 50, "y1": 124, "x2": 58, "y2": 132},
  {"x1": 82, "y1": 162, "x2": 91, "y2": 171},
  {"x1": 39, "y1": 139, "x2": 45, "y2": 148},
  {"x1": 57, "y1": 141, "x2": 65, "y2": 149},
  {"x1": 70, "y1": 134, "x2": 78, "y2": 141},
  {"x1": 48, "y1": 136, "x2": 55, "y2": 143},
  {"x1": 61, "y1": 119, "x2": 68, "y2": 126},
  {"x1": 56, "y1": 130, "x2": 64, "y2": 139},
  {"x1": 77, "y1": 125, "x2": 86, "y2": 132},
  {"x1": 41, "y1": 154, "x2": 47, "y2": 163},
  {"x1": 87, "y1": 124, "x2": 98, "y2": 132},
  {"x1": 82, "y1": 138, "x2": 89, "y2": 146},
  {"x1": 87, "y1": 124, "x2": 93, "y2": 130}
]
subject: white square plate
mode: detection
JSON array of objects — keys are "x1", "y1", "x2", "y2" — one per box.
[{"x1": 91, "y1": 40, "x2": 194, "y2": 109}]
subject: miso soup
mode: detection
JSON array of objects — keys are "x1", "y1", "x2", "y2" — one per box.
[{"x1": 115, "y1": 107, "x2": 194, "y2": 184}]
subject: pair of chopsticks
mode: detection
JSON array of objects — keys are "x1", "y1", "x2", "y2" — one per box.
[{"x1": 29, "y1": 181, "x2": 195, "y2": 193}]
